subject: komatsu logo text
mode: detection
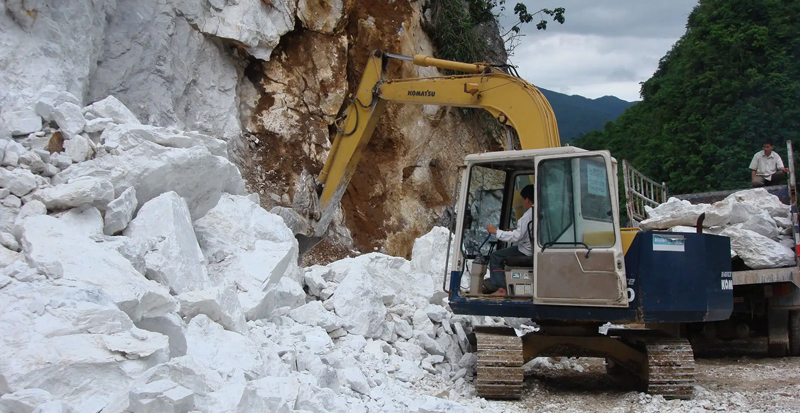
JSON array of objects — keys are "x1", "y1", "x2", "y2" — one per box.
[{"x1": 408, "y1": 90, "x2": 436, "y2": 97}]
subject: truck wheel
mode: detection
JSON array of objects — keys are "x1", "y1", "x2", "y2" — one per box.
[{"x1": 790, "y1": 310, "x2": 800, "y2": 357}]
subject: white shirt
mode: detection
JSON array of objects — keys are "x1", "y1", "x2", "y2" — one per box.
[
  {"x1": 496, "y1": 208, "x2": 533, "y2": 256},
  {"x1": 749, "y1": 150, "x2": 784, "y2": 179}
]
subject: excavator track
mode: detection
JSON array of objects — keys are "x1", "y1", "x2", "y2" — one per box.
[
  {"x1": 642, "y1": 338, "x2": 696, "y2": 400},
  {"x1": 475, "y1": 332, "x2": 524, "y2": 399}
]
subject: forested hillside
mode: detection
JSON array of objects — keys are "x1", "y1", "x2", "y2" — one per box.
[
  {"x1": 540, "y1": 89, "x2": 635, "y2": 142},
  {"x1": 575, "y1": 0, "x2": 800, "y2": 194}
]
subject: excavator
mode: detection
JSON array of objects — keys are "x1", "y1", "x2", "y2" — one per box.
[{"x1": 285, "y1": 50, "x2": 733, "y2": 400}]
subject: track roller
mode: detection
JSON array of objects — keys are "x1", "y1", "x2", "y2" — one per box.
[{"x1": 475, "y1": 332, "x2": 524, "y2": 399}]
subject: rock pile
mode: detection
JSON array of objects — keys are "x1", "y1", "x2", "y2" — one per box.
[
  {"x1": 0, "y1": 93, "x2": 494, "y2": 412},
  {"x1": 641, "y1": 190, "x2": 795, "y2": 269}
]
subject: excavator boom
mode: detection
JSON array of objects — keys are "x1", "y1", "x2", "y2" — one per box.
[{"x1": 302, "y1": 50, "x2": 560, "y2": 248}]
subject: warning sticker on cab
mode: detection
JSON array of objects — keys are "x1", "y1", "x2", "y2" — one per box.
[{"x1": 652, "y1": 234, "x2": 685, "y2": 252}]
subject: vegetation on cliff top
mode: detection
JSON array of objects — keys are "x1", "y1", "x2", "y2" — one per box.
[{"x1": 575, "y1": 0, "x2": 800, "y2": 194}]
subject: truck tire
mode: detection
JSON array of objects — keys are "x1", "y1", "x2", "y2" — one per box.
[{"x1": 790, "y1": 310, "x2": 800, "y2": 357}]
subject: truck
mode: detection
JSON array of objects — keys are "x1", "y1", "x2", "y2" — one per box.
[{"x1": 622, "y1": 143, "x2": 800, "y2": 357}]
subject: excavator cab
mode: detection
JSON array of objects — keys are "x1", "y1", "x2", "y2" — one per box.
[{"x1": 453, "y1": 147, "x2": 627, "y2": 307}]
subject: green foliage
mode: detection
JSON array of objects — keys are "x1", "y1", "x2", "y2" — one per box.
[
  {"x1": 574, "y1": 0, "x2": 800, "y2": 194},
  {"x1": 426, "y1": 0, "x2": 565, "y2": 64}
]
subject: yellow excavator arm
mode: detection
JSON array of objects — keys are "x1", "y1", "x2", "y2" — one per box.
[{"x1": 303, "y1": 50, "x2": 560, "y2": 247}]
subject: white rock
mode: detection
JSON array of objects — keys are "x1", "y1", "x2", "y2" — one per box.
[
  {"x1": 425, "y1": 304, "x2": 448, "y2": 323},
  {"x1": 193, "y1": 194, "x2": 296, "y2": 260},
  {"x1": 64, "y1": 134, "x2": 93, "y2": 162},
  {"x1": 84, "y1": 117, "x2": 114, "y2": 133},
  {"x1": 206, "y1": 240, "x2": 296, "y2": 320},
  {"x1": 21, "y1": 215, "x2": 176, "y2": 320},
  {"x1": 340, "y1": 367, "x2": 370, "y2": 396},
  {"x1": 0, "y1": 388, "x2": 53, "y2": 413},
  {"x1": 57, "y1": 206, "x2": 104, "y2": 237},
  {"x1": 2, "y1": 194, "x2": 21, "y2": 208},
  {"x1": 134, "y1": 313, "x2": 187, "y2": 358},
  {"x1": 52, "y1": 153, "x2": 72, "y2": 170},
  {"x1": 327, "y1": 253, "x2": 435, "y2": 309},
  {"x1": 416, "y1": 332, "x2": 446, "y2": 357},
  {"x1": 85, "y1": 96, "x2": 141, "y2": 125},
  {"x1": 394, "y1": 317, "x2": 413, "y2": 340},
  {"x1": 453, "y1": 322, "x2": 471, "y2": 353},
  {"x1": 273, "y1": 277, "x2": 306, "y2": 310},
  {"x1": 124, "y1": 192, "x2": 210, "y2": 294},
  {"x1": 102, "y1": 328, "x2": 170, "y2": 359},
  {"x1": 53, "y1": 141, "x2": 245, "y2": 220},
  {"x1": 0, "y1": 232, "x2": 19, "y2": 252},
  {"x1": 2, "y1": 110, "x2": 42, "y2": 136},
  {"x1": 722, "y1": 227, "x2": 796, "y2": 269},
  {"x1": 288, "y1": 301, "x2": 343, "y2": 333},
  {"x1": 330, "y1": 264, "x2": 386, "y2": 338},
  {"x1": 104, "y1": 187, "x2": 137, "y2": 235},
  {"x1": 186, "y1": 315, "x2": 266, "y2": 380},
  {"x1": 100, "y1": 124, "x2": 227, "y2": 158},
  {"x1": 296, "y1": 386, "x2": 347, "y2": 413},
  {"x1": 2, "y1": 140, "x2": 25, "y2": 167},
  {"x1": 414, "y1": 396, "x2": 470, "y2": 413},
  {"x1": 236, "y1": 376, "x2": 299, "y2": 413},
  {"x1": 175, "y1": 0, "x2": 294, "y2": 61},
  {"x1": 411, "y1": 226, "x2": 453, "y2": 283},
  {"x1": 303, "y1": 267, "x2": 329, "y2": 297},
  {"x1": 641, "y1": 198, "x2": 709, "y2": 230},
  {"x1": 52, "y1": 102, "x2": 86, "y2": 139},
  {"x1": 726, "y1": 188, "x2": 790, "y2": 219},
  {"x1": 29, "y1": 176, "x2": 114, "y2": 211},
  {"x1": 413, "y1": 309, "x2": 436, "y2": 338},
  {"x1": 0, "y1": 167, "x2": 38, "y2": 197},
  {"x1": 436, "y1": 333, "x2": 462, "y2": 363},
  {"x1": 178, "y1": 285, "x2": 248, "y2": 334},
  {"x1": 393, "y1": 359, "x2": 425, "y2": 383},
  {"x1": 93, "y1": 235, "x2": 149, "y2": 276},
  {"x1": 32, "y1": 401, "x2": 74, "y2": 413},
  {"x1": 129, "y1": 379, "x2": 195, "y2": 413},
  {"x1": 457, "y1": 353, "x2": 477, "y2": 370}
]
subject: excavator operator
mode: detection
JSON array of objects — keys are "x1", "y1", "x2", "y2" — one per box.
[{"x1": 485, "y1": 185, "x2": 534, "y2": 296}]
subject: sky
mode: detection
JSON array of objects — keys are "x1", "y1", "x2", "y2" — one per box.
[{"x1": 497, "y1": 1, "x2": 700, "y2": 102}]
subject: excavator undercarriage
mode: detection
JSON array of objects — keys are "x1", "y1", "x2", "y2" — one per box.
[{"x1": 474, "y1": 326, "x2": 696, "y2": 400}]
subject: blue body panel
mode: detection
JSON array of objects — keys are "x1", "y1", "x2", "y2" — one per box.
[{"x1": 449, "y1": 232, "x2": 733, "y2": 323}]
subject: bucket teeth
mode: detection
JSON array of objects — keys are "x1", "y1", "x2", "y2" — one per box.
[{"x1": 475, "y1": 333, "x2": 524, "y2": 400}]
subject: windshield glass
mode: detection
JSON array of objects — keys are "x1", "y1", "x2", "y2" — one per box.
[
  {"x1": 538, "y1": 155, "x2": 615, "y2": 248},
  {"x1": 463, "y1": 165, "x2": 506, "y2": 257}
]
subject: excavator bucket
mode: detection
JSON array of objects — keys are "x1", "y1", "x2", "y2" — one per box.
[{"x1": 296, "y1": 234, "x2": 324, "y2": 259}]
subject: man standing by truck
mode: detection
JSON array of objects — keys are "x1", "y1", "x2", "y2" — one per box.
[{"x1": 750, "y1": 139, "x2": 789, "y2": 187}]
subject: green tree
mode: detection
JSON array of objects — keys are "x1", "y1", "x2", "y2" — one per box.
[{"x1": 575, "y1": 0, "x2": 800, "y2": 194}]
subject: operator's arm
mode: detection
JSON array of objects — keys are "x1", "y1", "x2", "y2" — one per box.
[
  {"x1": 487, "y1": 210, "x2": 532, "y2": 243},
  {"x1": 751, "y1": 169, "x2": 756, "y2": 180}
]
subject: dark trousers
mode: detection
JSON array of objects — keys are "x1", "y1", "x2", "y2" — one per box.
[
  {"x1": 488, "y1": 246, "x2": 525, "y2": 289},
  {"x1": 752, "y1": 171, "x2": 787, "y2": 188}
]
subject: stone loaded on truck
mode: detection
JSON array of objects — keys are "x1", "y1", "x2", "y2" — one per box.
[{"x1": 623, "y1": 141, "x2": 800, "y2": 356}]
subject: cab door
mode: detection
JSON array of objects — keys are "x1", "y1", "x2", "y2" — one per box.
[{"x1": 532, "y1": 151, "x2": 628, "y2": 307}]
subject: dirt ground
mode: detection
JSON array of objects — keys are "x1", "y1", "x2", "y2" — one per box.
[{"x1": 473, "y1": 339, "x2": 800, "y2": 413}]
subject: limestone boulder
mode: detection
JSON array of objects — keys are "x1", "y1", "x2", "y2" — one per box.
[
  {"x1": 194, "y1": 194, "x2": 296, "y2": 262},
  {"x1": 236, "y1": 376, "x2": 300, "y2": 413},
  {"x1": 297, "y1": 0, "x2": 353, "y2": 33},
  {"x1": 641, "y1": 197, "x2": 709, "y2": 230},
  {"x1": 21, "y1": 215, "x2": 176, "y2": 321},
  {"x1": 0, "y1": 167, "x2": 38, "y2": 197},
  {"x1": 84, "y1": 96, "x2": 141, "y2": 126},
  {"x1": 722, "y1": 227, "x2": 796, "y2": 269},
  {"x1": 185, "y1": 315, "x2": 266, "y2": 380},
  {"x1": 28, "y1": 176, "x2": 114, "y2": 212},
  {"x1": 124, "y1": 192, "x2": 211, "y2": 294},
  {"x1": 103, "y1": 187, "x2": 137, "y2": 235},
  {"x1": 52, "y1": 102, "x2": 86, "y2": 139},
  {"x1": 330, "y1": 264, "x2": 386, "y2": 338},
  {"x1": 101, "y1": 124, "x2": 227, "y2": 158},
  {"x1": 288, "y1": 301, "x2": 344, "y2": 333},
  {"x1": 178, "y1": 285, "x2": 248, "y2": 334},
  {"x1": 53, "y1": 141, "x2": 245, "y2": 220}
]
